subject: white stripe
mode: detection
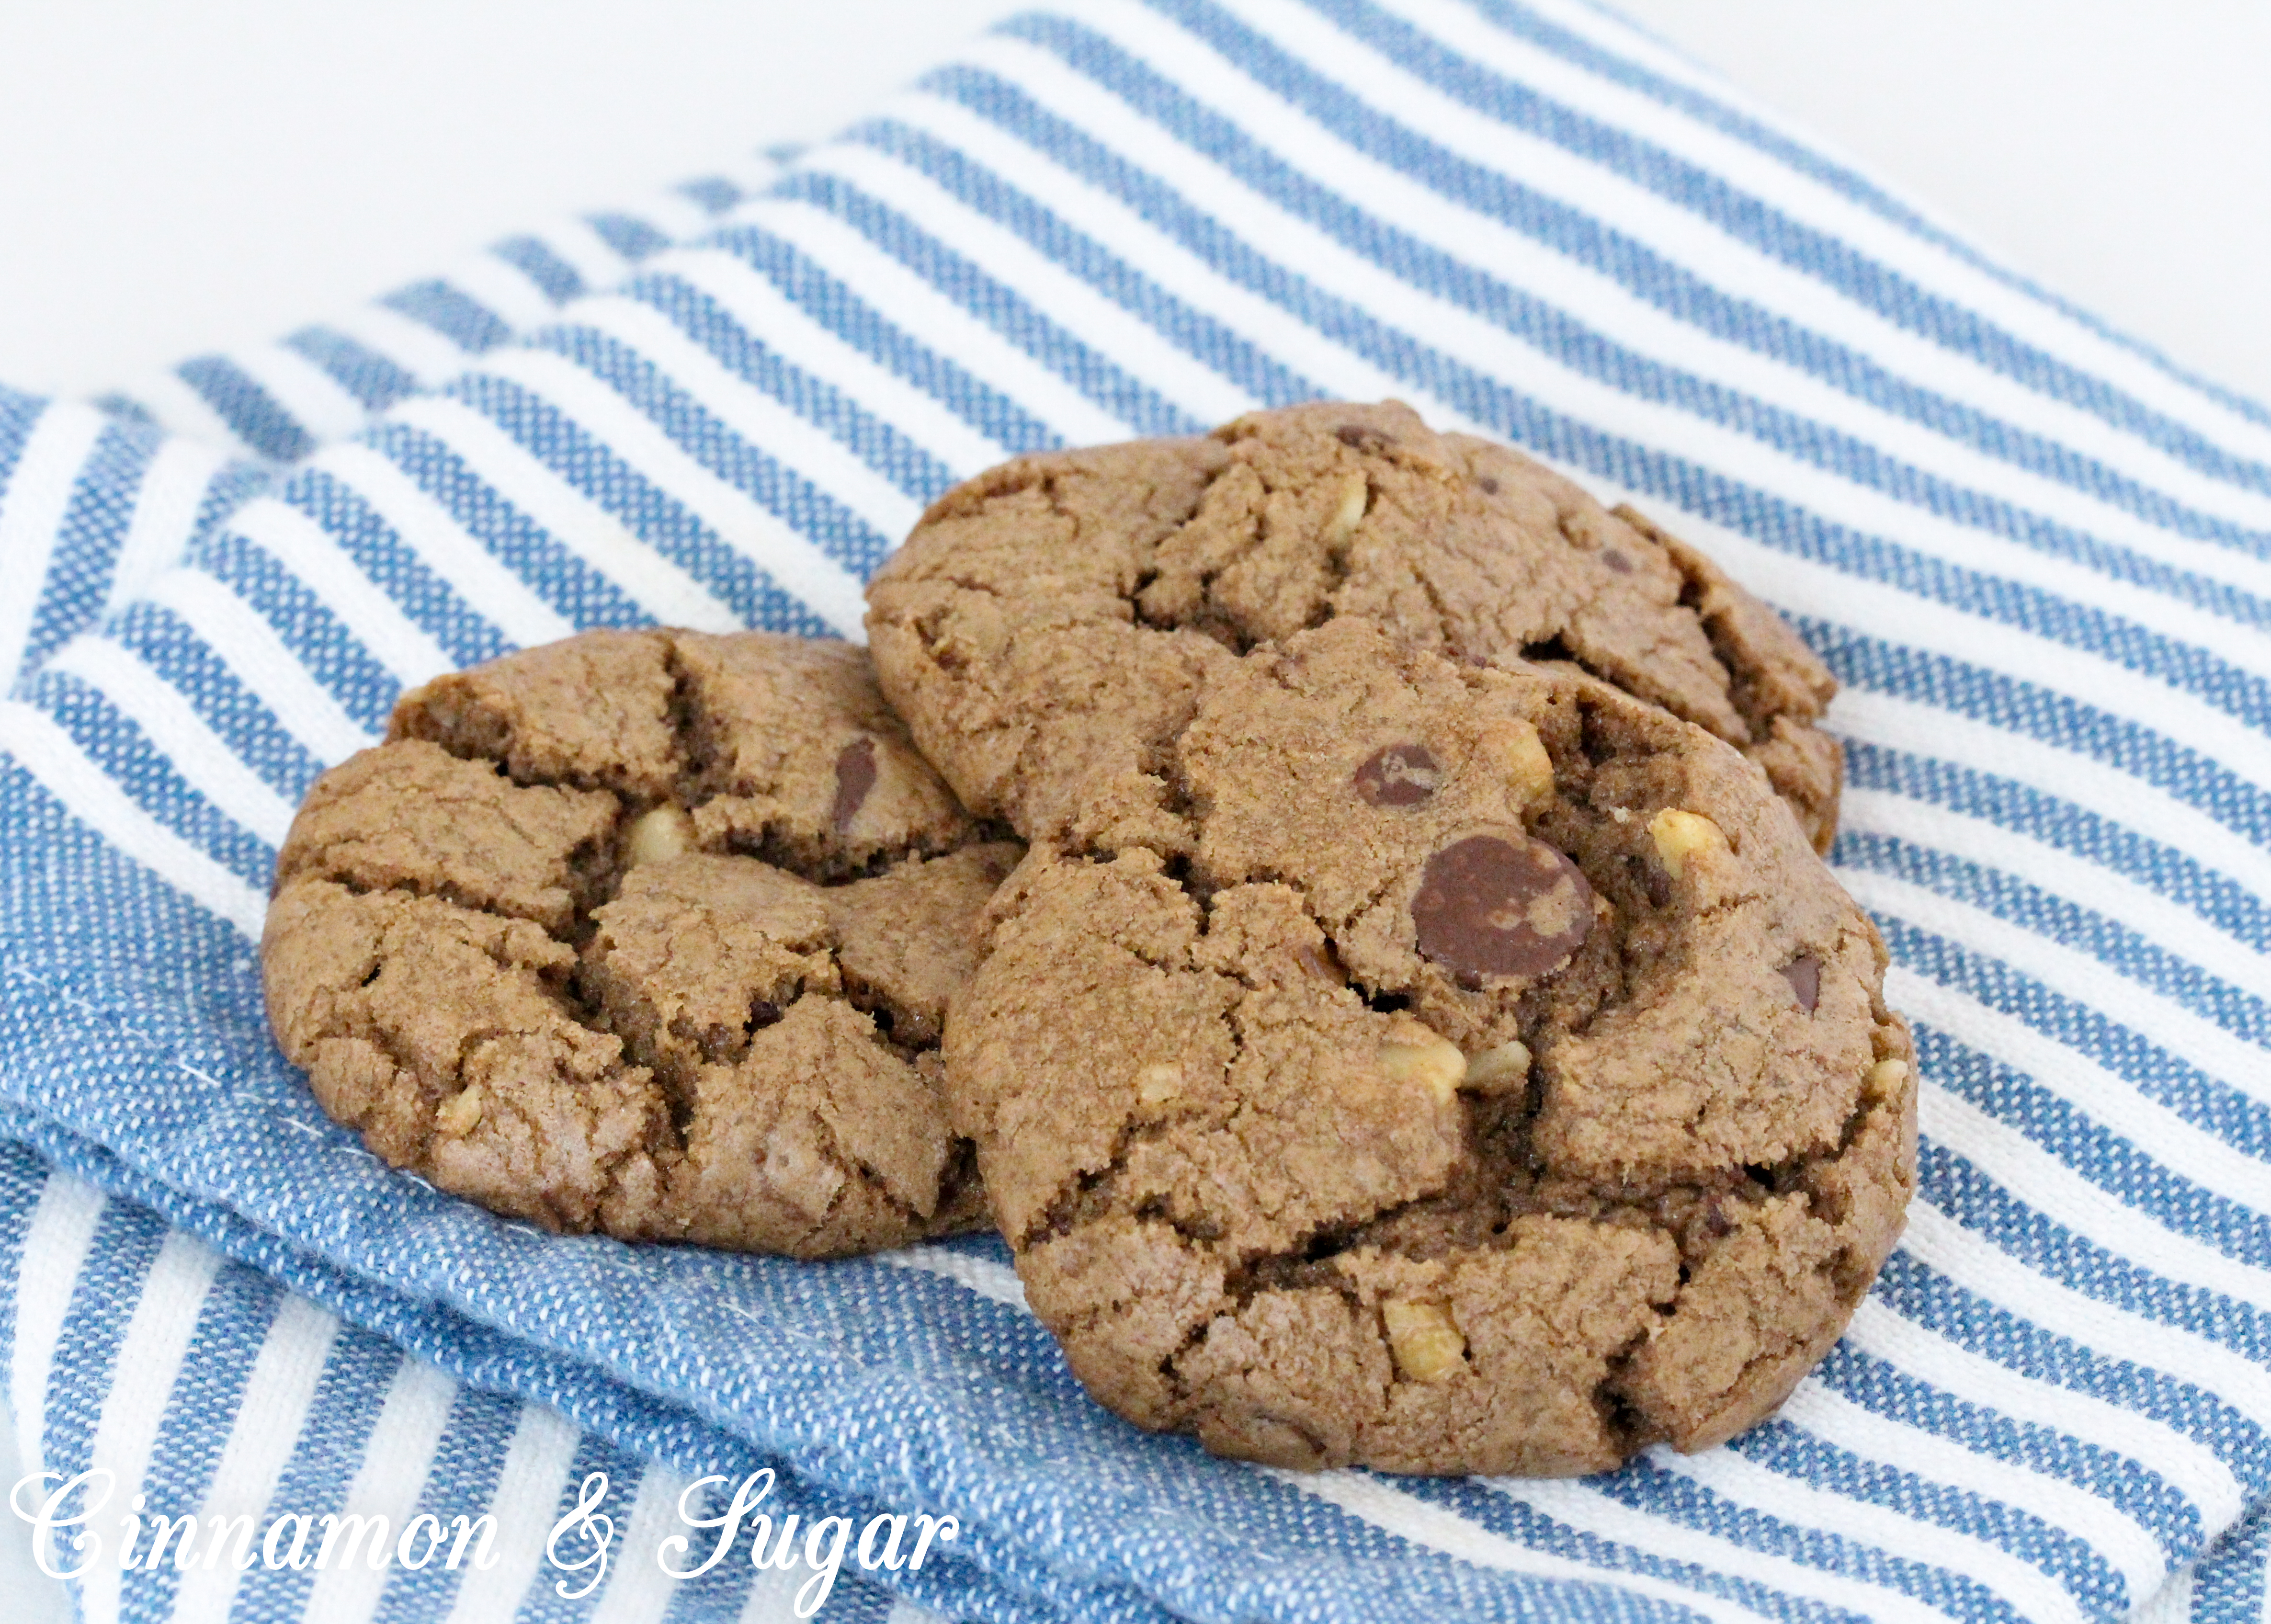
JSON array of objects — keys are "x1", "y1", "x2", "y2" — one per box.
[
  {"x1": 329, "y1": 303, "x2": 476, "y2": 387},
  {"x1": 1503, "y1": 0, "x2": 2271, "y2": 472},
  {"x1": 0, "y1": 701, "x2": 265, "y2": 934},
  {"x1": 77, "y1": 1231, "x2": 223, "y2": 1624},
  {"x1": 142, "y1": 566, "x2": 376, "y2": 764},
  {"x1": 1653, "y1": 504, "x2": 2271, "y2": 810},
  {"x1": 45, "y1": 637, "x2": 296, "y2": 848},
  {"x1": 1279, "y1": 1469, "x2": 1772, "y2": 1623},
  {"x1": 0, "y1": 405, "x2": 108, "y2": 682},
  {"x1": 469, "y1": 346, "x2": 868, "y2": 636},
  {"x1": 1844, "y1": 787, "x2": 2271, "y2": 1003},
  {"x1": 736, "y1": 1561, "x2": 809, "y2": 1624},
  {"x1": 547, "y1": 216, "x2": 638, "y2": 292},
  {"x1": 589, "y1": 1462, "x2": 692, "y2": 1624},
  {"x1": 1842, "y1": 1298, "x2": 2246, "y2": 1534},
  {"x1": 1890, "y1": 965, "x2": 2271, "y2": 1236},
  {"x1": 971, "y1": 9, "x2": 2271, "y2": 696},
  {"x1": 2133, "y1": 1559, "x2": 2198, "y2": 1624},
  {"x1": 1371, "y1": 0, "x2": 2271, "y2": 533},
  {"x1": 6, "y1": 1177, "x2": 106, "y2": 1501},
  {"x1": 450, "y1": 247, "x2": 567, "y2": 331},
  {"x1": 1778, "y1": 1381, "x2": 2168, "y2": 1609},
  {"x1": 227, "y1": 343, "x2": 371, "y2": 448},
  {"x1": 1921, "y1": 1082, "x2": 2271, "y2": 1319},
  {"x1": 661, "y1": 245, "x2": 1015, "y2": 475},
  {"x1": 168, "y1": 1294, "x2": 341, "y2": 1624},
  {"x1": 1657, "y1": 1436, "x2": 2087, "y2": 1624},
  {"x1": 438, "y1": 1402, "x2": 584, "y2": 1624},
  {"x1": 106, "y1": 435, "x2": 228, "y2": 618},
  {"x1": 313, "y1": 442, "x2": 575, "y2": 651},
  {"x1": 1902, "y1": 1203, "x2": 2271, "y2": 1435},
  {"x1": 114, "y1": 370, "x2": 243, "y2": 455},
  {"x1": 757, "y1": 196, "x2": 1130, "y2": 446},
  {"x1": 882, "y1": 1601, "x2": 952, "y2": 1624},
  {"x1": 1483, "y1": 1475, "x2": 1947, "y2": 1624},
  {"x1": 632, "y1": 190, "x2": 714, "y2": 244},
  {"x1": 976, "y1": 18, "x2": 2271, "y2": 607},
  {"x1": 571, "y1": 290, "x2": 924, "y2": 542},
  {"x1": 894, "y1": 75, "x2": 1413, "y2": 412},
  {"x1": 386, "y1": 394, "x2": 744, "y2": 634},
  {"x1": 875, "y1": 1244, "x2": 1028, "y2": 1309},
  {"x1": 300, "y1": 1356, "x2": 458, "y2": 1624},
  {"x1": 1828, "y1": 686, "x2": 2271, "y2": 910},
  {"x1": 229, "y1": 500, "x2": 454, "y2": 687},
  {"x1": 804, "y1": 141, "x2": 1259, "y2": 426},
  {"x1": 1855, "y1": 869, "x2": 2271, "y2": 1113}
]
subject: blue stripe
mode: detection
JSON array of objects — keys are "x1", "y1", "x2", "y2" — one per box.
[
  {"x1": 182, "y1": 530, "x2": 398, "y2": 732},
  {"x1": 1402, "y1": 1475, "x2": 1875, "y2": 1624},
  {"x1": 1851, "y1": 828, "x2": 2271, "y2": 1046},
  {"x1": 1288, "y1": 0, "x2": 2271, "y2": 491},
  {"x1": 176, "y1": 356, "x2": 316, "y2": 463},
  {"x1": 1872, "y1": 1250, "x2": 2271, "y2": 1486},
  {"x1": 106, "y1": 601, "x2": 327, "y2": 799},
  {"x1": 381, "y1": 281, "x2": 513, "y2": 354},
  {"x1": 587, "y1": 211, "x2": 672, "y2": 262},
  {"x1": 1730, "y1": 1412, "x2": 2128, "y2": 1617},
  {"x1": 1819, "y1": 629, "x2": 2271, "y2": 855},
  {"x1": 1815, "y1": 1340, "x2": 2196, "y2": 1556},
  {"x1": 16, "y1": 420, "x2": 150, "y2": 681},
  {"x1": 443, "y1": 373, "x2": 837, "y2": 635},
  {"x1": 988, "y1": 20, "x2": 2271, "y2": 564},
  {"x1": 364, "y1": 422, "x2": 655, "y2": 635},
  {"x1": 125, "y1": 1262, "x2": 287, "y2": 1622},
  {"x1": 280, "y1": 467, "x2": 516, "y2": 670},
  {"x1": 774, "y1": 169, "x2": 1206, "y2": 438},
  {"x1": 677, "y1": 175, "x2": 746, "y2": 215},
  {"x1": 285, "y1": 326, "x2": 422, "y2": 412},
  {"x1": 21, "y1": 670, "x2": 276, "y2": 888},
  {"x1": 845, "y1": 94, "x2": 2271, "y2": 742},
  {"x1": 529, "y1": 321, "x2": 900, "y2": 575},
  {"x1": 703, "y1": 224, "x2": 1062, "y2": 456},
  {"x1": 1919, "y1": 1142, "x2": 2271, "y2": 1362},
  {"x1": 1456, "y1": 0, "x2": 2271, "y2": 437},
  {"x1": 492, "y1": 235, "x2": 586, "y2": 305},
  {"x1": 1842, "y1": 742, "x2": 2271, "y2": 955},
  {"x1": 624, "y1": 268, "x2": 964, "y2": 498}
]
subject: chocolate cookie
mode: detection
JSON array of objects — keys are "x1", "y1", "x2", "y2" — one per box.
[
  {"x1": 867, "y1": 399, "x2": 1842, "y2": 857},
  {"x1": 946, "y1": 619, "x2": 1912, "y2": 1475},
  {"x1": 261, "y1": 627, "x2": 1017, "y2": 1257}
]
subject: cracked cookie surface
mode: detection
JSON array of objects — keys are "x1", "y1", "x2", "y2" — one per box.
[
  {"x1": 261, "y1": 627, "x2": 1015, "y2": 1257},
  {"x1": 867, "y1": 398, "x2": 1842, "y2": 856},
  {"x1": 946, "y1": 619, "x2": 1912, "y2": 1474}
]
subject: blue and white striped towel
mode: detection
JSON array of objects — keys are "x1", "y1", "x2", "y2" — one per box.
[{"x1": 4, "y1": 2, "x2": 2271, "y2": 1620}]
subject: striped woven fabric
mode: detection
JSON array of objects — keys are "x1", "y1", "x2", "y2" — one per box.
[
  {"x1": 3, "y1": 1, "x2": 2270, "y2": 1620},
  {"x1": 90, "y1": 155, "x2": 785, "y2": 466}
]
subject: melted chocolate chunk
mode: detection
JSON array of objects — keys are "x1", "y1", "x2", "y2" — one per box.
[
  {"x1": 1600, "y1": 548, "x2": 1633, "y2": 574},
  {"x1": 1354, "y1": 744, "x2": 1441, "y2": 807},
  {"x1": 1337, "y1": 423, "x2": 1395, "y2": 452},
  {"x1": 1476, "y1": 475, "x2": 1500, "y2": 495},
  {"x1": 830, "y1": 738, "x2": 878, "y2": 833},
  {"x1": 1412, "y1": 833, "x2": 1594, "y2": 984},
  {"x1": 1626, "y1": 853, "x2": 1672, "y2": 909},
  {"x1": 1782, "y1": 954, "x2": 1821, "y2": 1013}
]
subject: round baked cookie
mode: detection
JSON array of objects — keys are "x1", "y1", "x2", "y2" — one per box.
[
  {"x1": 261, "y1": 627, "x2": 1018, "y2": 1257},
  {"x1": 947, "y1": 619, "x2": 1912, "y2": 1475},
  {"x1": 867, "y1": 398, "x2": 1842, "y2": 856}
]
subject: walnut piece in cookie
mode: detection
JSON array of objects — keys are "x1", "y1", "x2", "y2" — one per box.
[
  {"x1": 867, "y1": 399, "x2": 1842, "y2": 855},
  {"x1": 946, "y1": 619, "x2": 1913, "y2": 1475},
  {"x1": 262, "y1": 628, "x2": 1015, "y2": 1257}
]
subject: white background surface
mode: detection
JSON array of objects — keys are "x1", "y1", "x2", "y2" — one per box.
[{"x1": 0, "y1": 1, "x2": 2264, "y2": 1614}]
